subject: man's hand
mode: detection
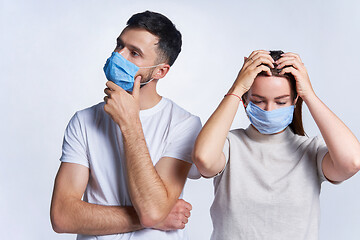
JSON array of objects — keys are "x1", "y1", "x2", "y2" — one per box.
[
  {"x1": 153, "y1": 199, "x2": 192, "y2": 231},
  {"x1": 104, "y1": 76, "x2": 141, "y2": 127}
]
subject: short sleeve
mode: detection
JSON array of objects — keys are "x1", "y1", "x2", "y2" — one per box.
[
  {"x1": 223, "y1": 137, "x2": 230, "y2": 165},
  {"x1": 162, "y1": 116, "x2": 201, "y2": 163},
  {"x1": 314, "y1": 136, "x2": 329, "y2": 183},
  {"x1": 60, "y1": 112, "x2": 89, "y2": 168},
  {"x1": 162, "y1": 116, "x2": 202, "y2": 179}
]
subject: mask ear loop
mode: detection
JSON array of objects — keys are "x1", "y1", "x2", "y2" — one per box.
[
  {"x1": 140, "y1": 78, "x2": 155, "y2": 86},
  {"x1": 139, "y1": 63, "x2": 166, "y2": 86},
  {"x1": 139, "y1": 63, "x2": 165, "y2": 69}
]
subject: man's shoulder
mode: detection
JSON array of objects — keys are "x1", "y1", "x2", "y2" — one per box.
[
  {"x1": 74, "y1": 102, "x2": 105, "y2": 118},
  {"x1": 70, "y1": 102, "x2": 109, "y2": 127},
  {"x1": 162, "y1": 97, "x2": 200, "y2": 122}
]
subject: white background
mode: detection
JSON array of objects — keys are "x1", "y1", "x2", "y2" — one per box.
[{"x1": 1, "y1": 0, "x2": 360, "y2": 239}]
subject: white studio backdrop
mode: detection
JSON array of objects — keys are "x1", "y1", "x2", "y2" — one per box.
[{"x1": 1, "y1": 0, "x2": 360, "y2": 239}]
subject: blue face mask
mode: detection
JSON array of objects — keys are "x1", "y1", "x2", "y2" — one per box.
[
  {"x1": 103, "y1": 52, "x2": 163, "y2": 91},
  {"x1": 245, "y1": 101, "x2": 294, "y2": 134}
]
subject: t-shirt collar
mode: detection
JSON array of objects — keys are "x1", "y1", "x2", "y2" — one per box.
[{"x1": 245, "y1": 124, "x2": 294, "y2": 143}]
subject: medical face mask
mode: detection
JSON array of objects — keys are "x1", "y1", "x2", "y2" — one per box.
[
  {"x1": 103, "y1": 51, "x2": 163, "y2": 91},
  {"x1": 245, "y1": 101, "x2": 295, "y2": 134}
]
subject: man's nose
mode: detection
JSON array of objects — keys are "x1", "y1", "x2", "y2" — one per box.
[{"x1": 116, "y1": 48, "x2": 130, "y2": 60}]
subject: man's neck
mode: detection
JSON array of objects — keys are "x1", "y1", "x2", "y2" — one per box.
[{"x1": 138, "y1": 81, "x2": 162, "y2": 110}]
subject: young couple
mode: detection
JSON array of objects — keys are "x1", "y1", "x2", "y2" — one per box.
[{"x1": 50, "y1": 11, "x2": 360, "y2": 240}]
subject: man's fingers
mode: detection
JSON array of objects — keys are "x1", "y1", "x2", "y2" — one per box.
[
  {"x1": 183, "y1": 210, "x2": 191, "y2": 218},
  {"x1": 132, "y1": 76, "x2": 141, "y2": 99},
  {"x1": 105, "y1": 81, "x2": 118, "y2": 90},
  {"x1": 104, "y1": 88, "x2": 111, "y2": 96},
  {"x1": 182, "y1": 200, "x2": 192, "y2": 211}
]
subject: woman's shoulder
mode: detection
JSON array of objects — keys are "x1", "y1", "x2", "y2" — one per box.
[
  {"x1": 228, "y1": 128, "x2": 248, "y2": 141},
  {"x1": 291, "y1": 132, "x2": 327, "y2": 153},
  {"x1": 229, "y1": 128, "x2": 247, "y2": 136}
]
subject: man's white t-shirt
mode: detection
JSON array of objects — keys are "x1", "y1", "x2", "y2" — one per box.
[{"x1": 60, "y1": 97, "x2": 202, "y2": 240}]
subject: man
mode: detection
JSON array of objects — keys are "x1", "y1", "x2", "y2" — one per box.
[{"x1": 50, "y1": 11, "x2": 201, "y2": 239}]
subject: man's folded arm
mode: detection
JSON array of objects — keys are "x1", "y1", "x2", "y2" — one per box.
[{"x1": 50, "y1": 162, "x2": 143, "y2": 235}]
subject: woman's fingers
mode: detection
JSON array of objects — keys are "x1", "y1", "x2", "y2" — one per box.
[
  {"x1": 257, "y1": 65, "x2": 272, "y2": 76},
  {"x1": 276, "y1": 58, "x2": 303, "y2": 70},
  {"x1": 279, "y1": 66, "x2": 298, "y2": 76},
  {"x1": 249, "y1": 55, "x2": 275, "y2": 69},
  {"x1": 243, "y1": 51, "x2": 274, "y2": 70},
  {"x1": 248, "y1": 50, "x2": 270, "y2": 60},
  {"x1": 281, "y1": 52, "x2": 303, "y2": 63}
]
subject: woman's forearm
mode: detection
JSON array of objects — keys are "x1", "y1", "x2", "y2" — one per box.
[{"x1": 193, "y1": 90, "x2": 244, "y2": 177}]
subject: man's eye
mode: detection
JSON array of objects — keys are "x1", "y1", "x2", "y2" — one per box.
[{"x1": 131, "y1": 51, "x2": 139, "y2": 57}]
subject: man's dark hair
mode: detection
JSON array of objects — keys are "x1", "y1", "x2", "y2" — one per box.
[{"x1": 118, "y1": 10, "x2": 182, "y2": 66}]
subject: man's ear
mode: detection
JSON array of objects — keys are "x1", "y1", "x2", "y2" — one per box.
[{"x1": 153, "y1": 64, "x2": 170, "y2": 80}]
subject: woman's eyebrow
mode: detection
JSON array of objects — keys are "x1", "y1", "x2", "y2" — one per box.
[
  {"x1": 252, "y1": 94, "x2": 265, "y2": 99},
  {"x1": 274, "y1": 95, "x2": 291, "y2": 99}
]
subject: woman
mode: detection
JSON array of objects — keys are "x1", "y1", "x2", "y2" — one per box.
[{"x1": 193, "y1": 50, "x2": 360, "y2": 240}]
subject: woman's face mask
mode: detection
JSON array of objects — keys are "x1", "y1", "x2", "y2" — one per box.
[
  {"x1": 103, "y1": 52, "x2": 163, "y2": 91},
  {"x1": 246, "y1": 101, "x2": 294, "y2": 134}
]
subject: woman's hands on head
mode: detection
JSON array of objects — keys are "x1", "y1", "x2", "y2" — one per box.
[
  {"x1": 229, "y1": 50, "x2": 274, "y2": 97},
  {"x1": 277, "y1": 52, "x2": 315, "y2": 101}
]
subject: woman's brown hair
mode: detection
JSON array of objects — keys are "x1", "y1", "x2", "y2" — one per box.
[{"x1": 242, "y1": 50, "x2": 305, "y2": 136}]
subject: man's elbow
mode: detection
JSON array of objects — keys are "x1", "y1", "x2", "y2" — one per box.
[
  {"x1": 51, "y1": 209, "x2": 65, "y2": 233},
  {"x1": 50, "y1": 204, "x2": 73, "y2": 233},
  {"x1": 139, "y1": 208, "x2": 166, "y2": 228}
]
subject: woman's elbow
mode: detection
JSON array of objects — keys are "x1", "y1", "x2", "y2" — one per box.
[
  {"x1": 193, "y1": 149, "x2": 212, "y2": 170},
  {"x1": 339, "y1": 155, "x2": 360, "y2": 178},
  {"x1": 352, "y1": 155, "x2": 360, "y2": 173}
]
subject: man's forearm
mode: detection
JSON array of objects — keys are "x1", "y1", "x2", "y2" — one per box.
[
  {"x1": 51, "y1": 198, "x2": 143, "y2": 235},
  {"x1": 120, "y1": 120, "x2": 174, "y2": 227}
]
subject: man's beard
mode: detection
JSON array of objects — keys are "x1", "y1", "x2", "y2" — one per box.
[{"x1": 140, "y1": 69, "x2": 155, "y2": 86}]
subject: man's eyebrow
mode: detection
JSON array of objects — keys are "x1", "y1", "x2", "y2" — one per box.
[
  {"x1": 274, "y1": 95, "x2": 291, "y2": 99},
  {"x1": 117, "y1": 38, "x2": 144, "y2": 56},
  {"x1": 128, "y1": 44, "x2": 144, "y2": 56}
]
